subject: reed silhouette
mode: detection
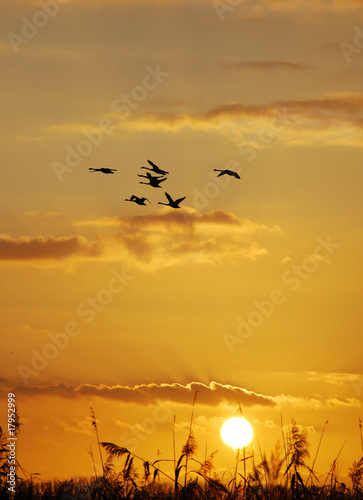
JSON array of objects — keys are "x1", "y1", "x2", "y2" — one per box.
[{"x1": 1, "y1": 408, "x2": 362, "y2": 499}]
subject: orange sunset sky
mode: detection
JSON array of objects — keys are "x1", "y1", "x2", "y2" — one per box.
[{"x1": 1, "y1": 0, "x2": 363, "y2": 484}]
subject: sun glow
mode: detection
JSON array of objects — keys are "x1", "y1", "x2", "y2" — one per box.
[{"x1": 221, "y1": 417, "x2": 253, "y2": 449}]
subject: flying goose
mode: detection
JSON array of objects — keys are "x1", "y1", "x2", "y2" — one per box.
[
  {"x1": 89, "y1": 168, "x2": 117, "y2": 174},
  {"x1": 140, "y1": 159, "x2": 169, "y2": 176},
  {"x1": 138, "y1": 171, "x2": 167, "y2": 188},
  {"x1": 125, "y1": 195, "x2": 150, "y2": 206},
  {"x1": 213, "y1": 169, "x2": 240, "y2": 179},
  {"x1": 158, "y1": 192, "x2": 186, "y2": 209}
]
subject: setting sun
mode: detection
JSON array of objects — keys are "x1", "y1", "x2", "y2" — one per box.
[
  {"x1": 221, "y1": 417, "x2": 253, "y2": 450},
  {"x1": 1, "y1": 0, "x2": 362, "y2": 498}
]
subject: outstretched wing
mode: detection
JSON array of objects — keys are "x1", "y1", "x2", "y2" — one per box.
[
  {"x1": 149, "y1": 172, "x2": 165, "y2": 180},
  {"x1": 227, "y1": 170, "x2": 240, "y2": 179},
  {"x1": 216, "y1": 170, "x2": 225, "y2": 177},
  {"x1": 164, "y1": 192, "x2": 174, "y2": 204},
  {"x1": 147, "y1": 159, "x2": 158, "y2": 169},
  {"x1": 175, "y1": 197, "x2": 186, "y2": 205}
]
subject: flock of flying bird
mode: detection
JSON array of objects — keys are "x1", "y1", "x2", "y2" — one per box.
[{"x1": 88, "y1": 159, "x2": 240, "y2": 208}]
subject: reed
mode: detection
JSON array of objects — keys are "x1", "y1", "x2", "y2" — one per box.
[
  {"x1": 90, "y1": 407, "x2": 105, "y2": 476},
  {"x1": 1, "y1": 406, "x2": 363, "y2": 499}
]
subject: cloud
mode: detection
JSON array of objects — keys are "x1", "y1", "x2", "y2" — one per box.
[
  {"x1": 221, "y1": 61, "x2": 315, "y2": 71},
  {"x1": 114, "y1": 92, "x2": 363, "y2": 148},
  {"x1": 227, "y1": 0, "x2": 363, "y2": 12},
  {"x1": 13, "y1": 380, "x2": 361, "y2": 412},
  {"x1": 2, "y1": 210, "x2": 279, "y2": 269},
  {"x1": 53, "y1": 417, "x2": 93, "y2": 436},
  {"x1": 14, "y1": 383, "x2": 78, "y2": 399},
  {"x1": 115, "y1": 421, "x2": 146, "y2": 433},
  {"x1": 75, "y1": 217, "x2": 120, "y2": 229},
  {"x1": 110, "y1": 208, "x2": 279, "y2": 269},
  {"x1": 14, "y1": 0, "x2": 362, "y2": 8},
  {"x1": 0, "y1": 234, "x2": 102, "y2": 263},
  {"x1": 15, "y1": 381, "x2": 276, "y2": 408},
  {"x1": 326, "y1": 397, "x2": 361, "y2": 408},
  {"x1": 275, "y1": 394, "x2": 361, "y2": 409},
  {"x1": 300, "y1": 371, "x2": 363, "y2": 389}
]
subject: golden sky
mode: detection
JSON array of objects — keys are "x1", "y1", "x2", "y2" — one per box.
[{"x1": 1, "y1": 0, "x2": 363, "y2": 483}]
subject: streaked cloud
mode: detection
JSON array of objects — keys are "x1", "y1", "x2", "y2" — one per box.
[
  {"x1": 228, "y1": 0, "x2": 363, "y2": 12},
  {"x1": 13, "y1": 383, "x2": 78, "y2": 399},
  {"x1": 221, "y1": 60, "x2": 315, "y2": 71},
  {"x1": 53, "y1": 417, "x2": 93, "y2": 436},
  {"x1": 2, "y1": 210, "x2": 280, "y2": 269},
  {"x1": 14, "y1": 0, "x2": 363, "y2": 8},
  {"x1": 0, "y1": 234, "x2": 102, "y2": 263},
  {"x1": 12, "y1": 380, "x2": 361, "y2": 411},
  {"x1": 305, "y1": 371, "x2": 363, "y2": 388},
  {"x1": 275, "y1": 394, "x2": 361, "y2": 409},
  {"x1": 111, "y1": 92, "x2": 363, "y2": 148},
  {"x1": 15, "y1": 380, "x2": 276, "y2": 407},
  {"x1": 110, "y1": 209, "x2": 279, "y2": 269}
]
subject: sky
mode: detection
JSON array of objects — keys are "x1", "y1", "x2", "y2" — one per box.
[{"x1": 1, "y1": 0, "x2": 363, "y2": 485}]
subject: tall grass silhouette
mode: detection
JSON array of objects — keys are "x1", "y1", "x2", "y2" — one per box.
[{"x1": 1, "y1": 402, "x2": 363, "y2": 499}]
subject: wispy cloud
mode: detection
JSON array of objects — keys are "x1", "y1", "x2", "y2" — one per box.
[
  {"x1": 14, "y1": 383, "x2": 78, "y2": 399},
  {"x1": 2, "y1": 210, "x2": 280, "y2": 269},
  {"x1": 53, "y1": 417, "x2": 93, "y2": 436},
  {"x1": 228, "y1": 0, "x2": 363, "y2": 12},
  {"x1": 12, "y1": 380, "x2": 361, "y2": 411},
  {"x1": 0, "y1": 234, "x2": 102, "y2": 263},
  {"x1": 15, "y1": 381, "x2": 276, "y2": 407},
  {"x1": 114, "y1": 92, "x2": 363, "y2": 147},
  {"x1": 221, "y1": 61, "x2": 315, "y2": 71},
  {"x1": 121, "y1": 92, "x2": 363, "y2": 129},
  {"x1": 102, "y1": 209, "x2": 279, "y2": 269},
  {"x1": 275, "y1": 394, "x2": 361, "y2": 409},
  {"x1": 15, "y1": 0, "x2": 363, "y2": 8}
]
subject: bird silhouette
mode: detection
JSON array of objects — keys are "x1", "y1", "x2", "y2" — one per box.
[
  {"x1": 125, "y1": 195, "x2": 150, "y2": 206},
  {"x1": 213, "y1": 169, "x2": 240, "y2": 179},
  {"x1": 138, "y1": 171, "x2": 167, "y2": 188},
  {"x1": 140, "y1": 159, "x2": 169, "y2": 176},
  {"x1": 89, "y1": 168, "x2": 117, "y2": 174},
  {"x1": 158, "y1": 192, "x2": 186, "y2": 208}
]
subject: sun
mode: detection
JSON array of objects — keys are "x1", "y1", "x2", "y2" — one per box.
[{"x1": 221, "y1": 417, "x2": 253, "y2": 449}]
